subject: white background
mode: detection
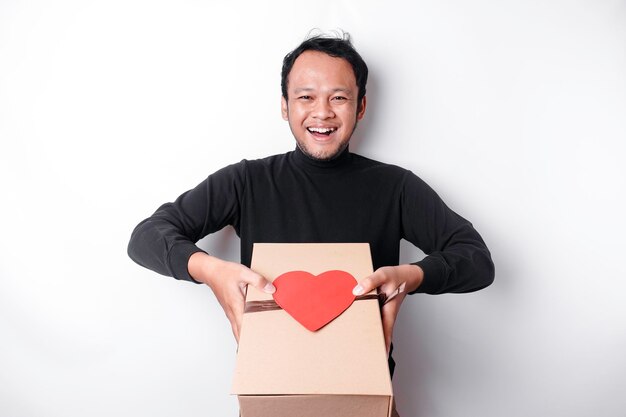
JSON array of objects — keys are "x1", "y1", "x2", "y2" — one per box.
[{"x1": 1, "y1": 1, "x2": 625, "y2": 416}]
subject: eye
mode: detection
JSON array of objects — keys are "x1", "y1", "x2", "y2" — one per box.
[
  {"x1": 332, "y1": 96, "x2": 348, "y2": 101},
  {"x1": 298, "y1": 95, "x2": 312, "y2": 100}
]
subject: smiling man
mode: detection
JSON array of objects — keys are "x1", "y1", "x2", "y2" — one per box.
[{"x1": 128, "y1": 32, "x2": 494, "y2": 417}]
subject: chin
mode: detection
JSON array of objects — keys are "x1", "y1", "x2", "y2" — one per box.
[{"x1": 297, "y1": 141, "x2": 348, "y2": 161}]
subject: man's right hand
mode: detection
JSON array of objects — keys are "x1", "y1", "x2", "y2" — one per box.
[{"x1": 188, "y1": 252, "x2": 275, "y2": 343}]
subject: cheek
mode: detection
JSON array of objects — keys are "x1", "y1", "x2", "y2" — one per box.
[
  {"x1": 338, "y1": 109, "x2": 358, "y2": 125},
  {"x1": 289, "y1": 107, "x2": 308, "y2": 123}
]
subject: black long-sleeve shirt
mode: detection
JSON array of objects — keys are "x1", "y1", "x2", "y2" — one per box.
[{"x1": 128, "y1": 147, "x2": 494, "y2": 295}]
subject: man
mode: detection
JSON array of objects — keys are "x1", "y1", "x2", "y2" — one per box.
[{"x1": 128, "y1": 33, "x2": 494, "y2": 416}]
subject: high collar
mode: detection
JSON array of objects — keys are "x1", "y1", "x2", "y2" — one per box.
[{"x1": 292, "y1": 145, "x2": 352, "y2": 172}]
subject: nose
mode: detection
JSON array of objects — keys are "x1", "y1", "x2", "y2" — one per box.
[{"x1": 312, "y1": 99, "x2": 335, "y2": 119}]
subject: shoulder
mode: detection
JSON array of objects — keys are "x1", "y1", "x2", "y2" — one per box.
[
  {"x1": 237, "y1": 151, "x2": 295, "y2": 177},
  {"x1": 211, "y1": 152, "x2": 290, "y2": 175},
  {"x1": 248, "y1": 152, "x2": 290, "y2": 165},
  {"x1": 350, "y1": 152, "x2": 438, "y2": 196},
  {"x1": 350, "y1": 152, "x2": 412, "y2": 178}
]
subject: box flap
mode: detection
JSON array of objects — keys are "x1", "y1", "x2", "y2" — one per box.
[{"x1": 232, "y1": 243, "x2": 393, "y2": 396}]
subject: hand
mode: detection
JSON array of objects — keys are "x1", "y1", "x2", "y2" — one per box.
[
  {"x1": 352, "y1": 264, "x2": 423, "y2": 354},
  {"x1": 188, "y1": 252, "x2": 275, "y2": 343}
]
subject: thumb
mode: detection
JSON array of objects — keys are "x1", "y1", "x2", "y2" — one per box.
[{"x1": 352, "y1": 271, "x2": 385, "y2": 296}]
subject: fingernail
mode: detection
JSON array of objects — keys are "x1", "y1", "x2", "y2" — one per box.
[
  {"x1": 352, "y1": 284, "x2": 364, "y2": 296},
  {"x1": 263, "y1": 283, "x2": 276, "y2": 294}
]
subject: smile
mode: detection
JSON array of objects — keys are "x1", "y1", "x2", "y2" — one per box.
[{"x1": 307, "y1": 127, "x2": 337, "y2": 136}]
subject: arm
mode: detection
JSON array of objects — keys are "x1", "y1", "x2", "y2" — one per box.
[
  {"x1": 127, "y1": 162, "x2": 275, "y2": 341},
  {"x1": 127, "y1": 162, "x2": 246, "y2": 281},
  {"x1": 355, "y1": 171, "x2": 494, "y2": 352},
  {"x1": 401, "y1": 171, "x2": 495, "y2": 294}
]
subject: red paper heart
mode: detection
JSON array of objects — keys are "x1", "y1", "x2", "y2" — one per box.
[{"x1": 272, "y1": 270, "x2": 357, "y2": 331}]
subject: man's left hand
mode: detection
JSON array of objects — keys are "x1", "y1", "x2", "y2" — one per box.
[{"x1": 352, "y1": 264, "x2": 424, "y2": 354}]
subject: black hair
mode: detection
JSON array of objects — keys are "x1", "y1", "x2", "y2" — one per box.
[{"x1": 281, "y1": 32, "x2": 368, "y2": 111}]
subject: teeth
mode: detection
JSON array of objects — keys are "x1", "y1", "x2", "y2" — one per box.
[{"x1": 308, "y1": 127, "x2": 336, "y2": 134}]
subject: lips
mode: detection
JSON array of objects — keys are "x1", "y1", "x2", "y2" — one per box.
[
  {"x1": 307, "y1": 126, "x2": 337, "y2": 134},
  {"x1": 306, "y1": 127, "x2": 337, "y2": 143}
]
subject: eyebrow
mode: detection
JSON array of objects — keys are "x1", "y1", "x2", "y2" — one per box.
[{"x1": 293, "y1": 87, "x2": 353, "y2": 94}]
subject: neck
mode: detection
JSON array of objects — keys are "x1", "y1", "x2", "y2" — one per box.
[{"x1": 292, "y1": 145, "x2": 352, "y2": 170}]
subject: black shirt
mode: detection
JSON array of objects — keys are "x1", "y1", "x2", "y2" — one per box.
[{"x1": 128, "y1": 146, "x2": 494, "y2": 295}]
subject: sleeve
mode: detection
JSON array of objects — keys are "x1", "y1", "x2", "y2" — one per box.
[
  {"x1": 126, "y1": 161, "x2": 247, "y2": 282},
  {"x1": 400, "y1": 171, "x2": 495, "y2": 294}
]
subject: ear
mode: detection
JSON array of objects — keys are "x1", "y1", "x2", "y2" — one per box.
[
  {"x1": 357, "y1": 96, "x2": 367, "y2": 120},
  {"x1": 281, "y1": 96, "x2": 289, "y2": 121}
]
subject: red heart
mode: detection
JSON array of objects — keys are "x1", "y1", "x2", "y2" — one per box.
[{"x1": 272, "y1": 270, "x2": 357, "y2": 331}]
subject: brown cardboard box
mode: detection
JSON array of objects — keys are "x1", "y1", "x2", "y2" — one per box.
[{"x1": 232, "y1": 243, "x2": 393, "y2": 417}]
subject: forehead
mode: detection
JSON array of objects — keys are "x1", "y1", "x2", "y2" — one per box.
[{"x1": 287, "y1": 50, "x2": 357, "y2": 91}]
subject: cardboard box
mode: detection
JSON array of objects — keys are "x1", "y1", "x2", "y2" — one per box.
[{"x1": 232, "y1": 243, "x2": 393, "y2": 417}]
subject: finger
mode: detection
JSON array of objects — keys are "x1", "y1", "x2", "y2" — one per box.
[
  {"x1": 382, "y1": 291, "x2": 407, "y2": 353},
  {"x1": 232, "y1": 321, "x2": 240, "y2": 343},
  {"x1": 222, "y1": 284, "x2": 246, "y2": 337},
  {"x1": 241, "y1": 269, "x2": 275, "y2": 294},
  {"x1": 230, "y1": 292, "x2": 245, "y2": 342},
  {"x1": 383, "y1": 281, "x2": 407, "y2": 305},
  {"x1": 239, "y1": 281, "x2": 248, "y2": 297},
  {"x1": 353, "y1": 270, "x2": 388, "y2": 296},
  {"x1": 233, "y1": 312, "x2": 242, "y2": 343},
  {"x1": 226, "y1": 307, "x2": 241, "y2": 343},
  {"x1": 381, "y1": 302, "x2": 396, "y2": 354}
]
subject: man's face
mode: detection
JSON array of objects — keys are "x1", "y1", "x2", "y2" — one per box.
[{"x1": 281, "y1": 50, "x2": 366, "y2": 161}]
